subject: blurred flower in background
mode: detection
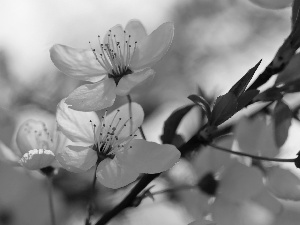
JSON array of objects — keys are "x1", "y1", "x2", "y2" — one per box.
[{"x1": 1, "y1": 0, "x2": 300, "y2": 224}]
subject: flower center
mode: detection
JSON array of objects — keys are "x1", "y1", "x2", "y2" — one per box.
[
  {"x1": 90, "y1": 30, "x2": 137, "y2": 85},
  {"x1": 90, "y1": 110, "x2": 136, "y2": 162},
  {"x1": 198, "y1": 173, "x2": 219, "y2": 196},
  {"x1": 19, "y1": 120, "x2": 53, "y2": 154}
]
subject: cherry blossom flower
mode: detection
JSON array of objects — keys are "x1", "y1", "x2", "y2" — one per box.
[
  {"x1": 50, "y1": 20, "x2": 174, "y2": 112},
  {"x1": 173, "y1": 136, "x2": 282, "y2": 224},
  {"x1": 56, "y1": 100, "x2": 181, "y2": 189},
  {"x1": 0, "y1": 119, "x2": 68, "y2": 170}
]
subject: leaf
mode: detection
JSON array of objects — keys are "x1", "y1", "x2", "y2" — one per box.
[
  {"x1": 276, "y1": 53, "x2": 300, "y2": 85},
  {"x1": 293, "y1": 0, "x2": 300, "y2": 29},
  {"x1": 229, "y1": 60, "x2": 261, "y2": 97},
  {"x1": 273, "y1": 100, "x2": 292, "y2": 147},
  {"x1": 236, "y1": 89, "x2": 259, "y2": 111},
  {"x1": 210, "y1": 92, "x2": 237, "y2": 126},
  {"x1": 188, "y1": 95, "x2": 211, "y2": 121},
  {"x1": 281, "y1": 79, "x2": 300, "y2": 93},
  {"x1": 254, "y1": 87, "x2": 283, "y2": 102},
  {"x1": 160, "y1": 104, "x2": 194, "y2": 144}
]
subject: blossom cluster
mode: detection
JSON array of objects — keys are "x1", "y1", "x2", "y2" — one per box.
[
  {"x1": 0, "y1": 20, "x2": 181, "y2": 190},
  {"x1": 2, "y1": 2, "x2": 300, "y2": 224}
]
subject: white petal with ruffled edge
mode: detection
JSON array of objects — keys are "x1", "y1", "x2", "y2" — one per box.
[
  {"x1": 125, "y1": 20, "x2": 147, "y2": 44},
  {"x1": 16, "y1": 120, "x2": 52, "y2": 155},
  {"x1": 117, "y1": 139, "x2": 180, "y2": 174},
  {"x1": 65, "y1": 77, "x2": 116, "y2": 112},
  {"x1": 19, "y1": 149, "x2": 55, "y2": 170},
  {"x1": 56, "y1": 145, "x2": 97, "y2": 172},
  {"x1": 56, "y1": 99, "x2": 99, "y2": 144},
  {"x1": 50, "y1": 44, "x2": 107, "y2": 82},
  {"x1": 130, "y1": 22, "x2": 174, "y2": 70},
  {"x1": 115, "y1": 68, "x2": 155, "y2": 96},
  {"x1": 97, "y1": 158, "x2": 139, "y2": 189},
  {"x1": 219, "y1": 161, "x2": 264, "y2": 202},
  {"x1": 98, "y1": 102, "x2": 144, "y2": 140}
]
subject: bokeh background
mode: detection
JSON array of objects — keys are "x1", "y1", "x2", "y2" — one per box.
[{"x1": 0, "y1": 0, "x2": 299, "y2": 224}]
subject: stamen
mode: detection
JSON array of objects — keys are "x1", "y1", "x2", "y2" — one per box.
[
  {"x1": 91, "y1": 29, "x2": 137, "y2": 81},
  {"x1": 89, "y1": 120, "x2": 97, "y2": 142}
]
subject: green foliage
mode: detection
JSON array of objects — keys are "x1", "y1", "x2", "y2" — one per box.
[{"x1": 273, "y1": 100, "x2": 292, "y2": 147}]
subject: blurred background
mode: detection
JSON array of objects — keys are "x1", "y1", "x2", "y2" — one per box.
[{"x1": 0, "y1": 0, "x2": 298, "y2": 224}]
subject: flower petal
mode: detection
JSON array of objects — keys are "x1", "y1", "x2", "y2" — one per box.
[
  {"x1": 188, "y1": 220, "x2": 216, "y2": 225},
  {"x1": 212, "y1": 197, "x2": 275, "y2": 225},
  {"x1": 50, "y1": 44, "x2": 106, "y2": 82},
  {"x1": 193, "y1": 136, "x2": 233, "y2": 176},
  {"x1": 19, "y1": 149, "x2": 55, "y2": 170},
  {"x1": 16, "y1": 120, "x2": 52, "y2": 155},
  {"x1": 266, "y1": 167, "x2": 300, "y2": 201},
  {"x1": 115, "y1": 69, "x2": 155, "y2": 96},
  {"x1": 52, "y1": 129, "x2": 68, "y2": 154},
  {"x1": 118, "y1": 139, "x2": 180, "y2": 174},
  {"x1": 103, "y1": 24, "x2": 125, "y2": 54},
  {"x1": 219, "y1": 162, "x2": 264, "y2": 202},
  {"x1": 251, "y1": 189, "x2": 282, "y2": 215},
  {"x1": 0, "y1": 141, "x2": 20, "y2": 166},
  {"x1": 125, "y1": 20, "x2": 147, "y2": 43},
  {"x1": 56, "y1": 145, "x2": 97, "y2": 172},
  {"x1": 65, "y1": 77, "x2": 116, "y2": 112},
  {"x1": 56, "y1": 99, "x2": 99, "y2": 144},
  {"x1": 130, "y1": 22, "x2": 174, "y2": 70},
  {"x1": 235, "y1": 117, "x2": 279, "y2": 157},
  {"x1": 97, "y1": 158, "x2": 139, "y2": 189},
  {"x1": 235, "y1": 117, "x2": 264, "y2": 155},
  {"x1": 256, "y1": 123, "x2": 279, "y2": 158},
  {"x1": 98, "y1": 102, "x2": 144, "y2": 140}
]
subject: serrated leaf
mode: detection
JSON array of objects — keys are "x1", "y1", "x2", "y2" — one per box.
[
  {"x1": 236, "y1": 89, "x2": 259, "y2": 111},
  {"x1": 160, "y1": 104, "x2": 194, "y2": 144},
  {"x1": 254, "y1": 87, "x2": 283, "y2": 102},
  {"x1": 210, "y1": 92, "x2": 237, "y2": 126},
  {"x1": 273, "y1": 100, "x2": 292, "y2": 147},
  {"x1": 188, "y1": 95, "x2": 211, "y2": 121},
  {"x1": 229, "y1": 60, "x2": 261, "y2": 97}
]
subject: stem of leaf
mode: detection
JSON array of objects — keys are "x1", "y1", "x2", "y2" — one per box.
[
  {"x1": 85, "y1": 164, "x2": 98, "y2": 225},
  {"x1": 47, "y1": 177, "x2": 56, "y2": 225},
  {"x1": 209, "y1": 143, "x2": 296, "y2": 163}
]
